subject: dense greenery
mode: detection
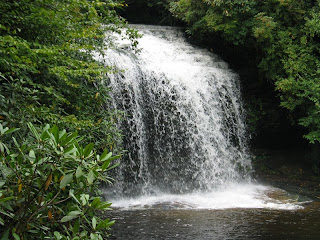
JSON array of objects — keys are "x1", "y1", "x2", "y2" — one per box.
[
  {"x1": 167, "y1": 0, "x2": 320, "y2": 144},
  {"x1": 0, "y1": 123, "x2": 120, "y2": 239},
  {"x1": 0, "y1": 0, "x2": 138, "y2": 150},
  {"x1": 0, "y1": 0, "x2": 139, "y2": 238}
]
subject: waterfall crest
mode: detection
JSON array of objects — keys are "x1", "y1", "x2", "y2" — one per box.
[{"x1": 101, "y1": 25, "x2": 252, "y2": 198}]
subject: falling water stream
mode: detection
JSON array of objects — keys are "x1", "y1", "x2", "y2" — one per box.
[{"x1": 97, "y1": 25, "x2": 320, "y2": 239}]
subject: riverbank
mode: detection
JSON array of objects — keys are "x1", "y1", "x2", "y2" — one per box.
[{"x1": 252, "y1": 148, "x2": 320, "y2": 201}]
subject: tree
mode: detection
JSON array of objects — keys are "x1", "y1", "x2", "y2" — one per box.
[
  {"x1": 169, "y1": 0, "x2": 320, "y2": 144},
  {"x1": 0, "y1": 1, "x2": 140, "y2": 237},
  {"x1": 0, "y1": 123, "x2": 120, "y2": 239},
  {"x1": 0, "y1": 0, "x2": 139, "y2": 150}
]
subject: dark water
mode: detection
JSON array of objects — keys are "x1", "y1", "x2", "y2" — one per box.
[{"x1": 108, "y1": 202, "x2": 320, "y2": 240}]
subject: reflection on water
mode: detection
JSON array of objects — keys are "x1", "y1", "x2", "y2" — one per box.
[{"x1": 108, "y1": 201, "x2": 320, "y2": 240}]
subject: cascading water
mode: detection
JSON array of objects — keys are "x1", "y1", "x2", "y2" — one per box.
[{"x1": 98, "y1": 25, "x2": 305, "y2": 210}]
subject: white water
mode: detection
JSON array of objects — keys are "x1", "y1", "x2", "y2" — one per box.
[
  {"x1": 98, "y1": 25, "x2": 305, "y2": 210},
  {"x1": 112, "y1": 184, "x2": 305, "y2": 210}
]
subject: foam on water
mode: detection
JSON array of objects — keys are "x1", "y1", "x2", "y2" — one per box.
[{"x1": 111, "y1": 184, "x2": 305, "y2": 210}]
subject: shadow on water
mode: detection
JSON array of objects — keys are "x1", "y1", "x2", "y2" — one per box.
[{"x1": 108, "y1": 201, "x2": 320, "y2": 240}]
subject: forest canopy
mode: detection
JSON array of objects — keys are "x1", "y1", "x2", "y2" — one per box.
[
  {"x1": 168, "y1": 0, "x2": 320, "y2": 144},
  {"x1": 0, "y1": 0, "x2": 138, "y2": 238},
  {"x1": 0, "y1": 0, "x2": 138, "y2": 149}
]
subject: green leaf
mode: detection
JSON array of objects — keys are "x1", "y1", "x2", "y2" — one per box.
[
  {"x1": 74, "y1": 142, "x2": 83, "y2": 156},
  {"x1": 54, "y1": 231, "x2": 61, "y2": 240},
  {"x1": 40, "y1": 129, "x2": 50, "y2": 141},
  {"x1": 12, "y1": 232, "x2": 20, "y2": 240},
  {"x1": 80, "y1": 194, "x2": 89, "y2": 206},
  {"x1": 0, "y1": 230, "x2": 9, "y2": 240},
  {"x1": 60, "y1": 132, "x2": 78, "y2": 146},
  {"x1": 0, "y1": 166, "x2": 13, "y2": 180},
  {"x1": 59, "y1": 129, "x2": 67, "y2": 142},
  {"x1": 29, "y1": 150, "x2": 36, "y2": 159},
  {"x1": 64, "y1": 145, "x2": 77, "y2": 155},
  {"x1": 96, "y1": 201, "x2": 112, "y2": 210},
  {"x1": 90, "y1": 233, "x2": 97, "y2": 240},
  {"x1": 0, "y1": 72, "x2": 7, "y2": 80},
  {"x1": 101, "y1": 155, "x2": 120, "y2": 171},
  {"x1": 109, "y1": 155, "x2": 120, "y2": 162},
  {"x1": 96, "y1": 219, "x2": 115, "y2": 231},
  {"x1": 87, "y1": 170, "x2": 95, "y2": 185},
  {"x1": 101, "y1": 160, "x2": 111, "y2": 171},
  {"x1": 92, "y1": 217, "x2": 97, "y2": 229},
  {"x1": 69, "y1": 190, "x2": 81, "y2": 205},
  {"x1": 3, "y1": 127, "x2": 19, "y2": 135},
  {"x1": 60, "y1": 215, "x2": 78, "y2": 223},
  {"x1": 83, "y1": 143, "x2": 94, "y2": 158},
  {"x1": 60, "y1": 173, "x2": 73, "y2": 189},
  {"x1": 100, "y1": 150, "x2": 112, "y2": 162},
  {"x1": 51, "y1": 125, "x2": 59, "y2": 143},
  {"x1": 105, "y1": 162, "x2": 120, "y2": 171},
  {"x1": 42, "y1": 124, "x2": 51, "y2": 133},
  {"x1": 0, "y1": 143, "x2": 5, "y2": 154},
  {"x1": 76, "y1": 166, "x2": 83, "y2": 178},
  {"x1": 0, "y1": 196, "x2": 14, "y2": 203},
  {"x1": 0, "y1": 210, "x2": 14, "y2": 220},
  {"x1": 73, "y1": 218, "x2": 80, "y2": 234},
  {"x1": 1, "y1": 202, "x2": 14, "y2": 212},
  {"x1": 91, "y1": 197, "x2": 101, "y2": 209},
  {"x1": 12, "y1": 137, "x2": 20, "y2": 149},
  {"x1": 27, "y1": 122, "x2": 40, "y2": 141},
  {"x1": 68, "y1": 210, "x2": 82, "y2": 216}
]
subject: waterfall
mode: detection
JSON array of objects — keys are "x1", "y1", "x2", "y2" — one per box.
[{"x1": 101, "y1": 25, "x2": 252, "y2": 199}]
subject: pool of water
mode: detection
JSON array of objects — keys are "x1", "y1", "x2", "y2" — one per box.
[
  {"x1": 107, "y1": 185, "x2": 320, "y2": 239},
  {"x1": 108, "y1": 203, "x2": 320, "y2": 239}
]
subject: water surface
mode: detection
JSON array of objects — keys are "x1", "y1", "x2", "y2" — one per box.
[{"x1": 108, "y1": 201, "x2": 320, "y2": 239}]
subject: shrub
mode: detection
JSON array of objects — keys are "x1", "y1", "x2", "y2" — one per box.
[{"x1": 0, "y1": 123, "x2": 120, "y2": 239}]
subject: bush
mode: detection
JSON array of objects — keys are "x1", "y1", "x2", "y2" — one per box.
[
  {"x1": 0, "y1": 123, "x2": 120, "y2": 239},
  {"x1": 0, "y1": 0, "x2": 140, "y2": 151}
]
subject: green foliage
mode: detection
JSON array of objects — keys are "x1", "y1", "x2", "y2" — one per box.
[
  {"x1": 0, "y1": 1, "x2": 140, "y2": 237},
  {"x1": 169, "y1": 0, "x2": 320, "y2": 143},
  {"x1": 252, "y1": 13, "x2": 277, "y2": 41},
  {"x1": 170, "y1": 0, "x2": 257, "y2": 44},
  {"x1": 0, "y1": 123, "x2": 120, "y2": 239},
  {"x1": 0, "y1": 0, "x2": 139, "y2": 150}
]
